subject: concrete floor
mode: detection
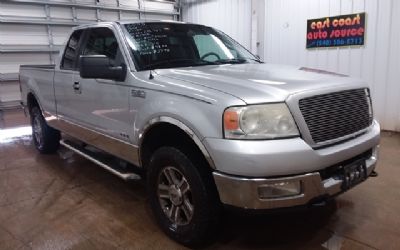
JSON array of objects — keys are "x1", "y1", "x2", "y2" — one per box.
[{"x1": 0, "y1": 109, "x2": 399, "y2": 250}]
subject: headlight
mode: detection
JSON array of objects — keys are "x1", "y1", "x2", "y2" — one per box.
[{"x1": 223, "y1": 103, "x2": 299, "y2": 139}]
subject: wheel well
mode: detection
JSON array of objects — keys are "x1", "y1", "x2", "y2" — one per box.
[
  {"x1": 27, "y1": 92, "x2": 39, "y2": 114},
  {"x1": 140, "y1": 123, "x2": 210, "y2": 171}
]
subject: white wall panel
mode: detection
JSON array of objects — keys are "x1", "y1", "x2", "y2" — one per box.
[
  {"x1": 74, "y1": 0, "x2": 97, "y2": 4},
  {"x1": 76, "y1": 8, "x2": 97, "y2": 20},
  {"x1": 143, "y1": 13, "x2": 175, "y2": 20},
  {"x1": 101, "y1": 10, "x2": 119, "y2": 21},
  {"x1": 97, "y1": 0, "x2": 118, "y2": 6},
  {"x1": 264, "y1": 0, "x2": 400, "y2": 131},
  {"x1": 182, "y1": 0, "x2": 252, "y2": 49},
  {"x1": 0, "y1": 24, "x2": 48, "y2": 45},
  {"x1": 143, "y1": 1, "x2": 175, "y2": 11},
  {"x1": 50, "y1": 6, "x2": 74, "y2": 20},
  {"x1": 119, "y1": 0, "x2": 140, "y2": 8},
  {"x1": 0, "y1": 3, "x2": 45, "y2": 18},
  {"x1": 120, "y1": 11, "x2": 140, "y2": 20}
]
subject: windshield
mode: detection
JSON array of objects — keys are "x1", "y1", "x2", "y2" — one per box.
[{"x1": 122, "y1": 22, "x2": 260, "y2": 71}]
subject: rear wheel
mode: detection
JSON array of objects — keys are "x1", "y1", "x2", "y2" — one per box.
[
  {"x1": 31, "y1": 106, "x2": 60, "y2": 154},
  {"x1": 147, "y1": 147, "x2": 220, "y2": 247}
]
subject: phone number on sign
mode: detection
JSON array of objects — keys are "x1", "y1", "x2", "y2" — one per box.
[{"x1": 314, "y1": 37, "x2": 364, "y2": 47}]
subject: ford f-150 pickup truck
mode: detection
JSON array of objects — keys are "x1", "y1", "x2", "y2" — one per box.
[{"x1": 20, "y1": 20, "x2": 380, "y2": 246}]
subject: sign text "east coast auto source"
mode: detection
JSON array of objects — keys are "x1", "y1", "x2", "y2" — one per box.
[{"x1": 306, "y1": 13, "x2": 366, "y2": 48}]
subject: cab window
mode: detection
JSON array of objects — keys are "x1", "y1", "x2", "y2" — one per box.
[
  {"x1": 81, "y1": 27, "x2": 124, "y2": 67},
  {"x1": 61, "y1": 29, "x2": 83, "y2": 70}
]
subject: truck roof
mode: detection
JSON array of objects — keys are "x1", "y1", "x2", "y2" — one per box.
[
  {"x1": 72, "y1": 19, "x2": 187, "y2": 30},
  {"x1": 118, "y1": 19, "x2": 186, "y2": 25}
]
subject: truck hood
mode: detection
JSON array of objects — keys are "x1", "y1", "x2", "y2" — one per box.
[{"x1": 155, "y1": 63, "x2": 365, "y2": 104}]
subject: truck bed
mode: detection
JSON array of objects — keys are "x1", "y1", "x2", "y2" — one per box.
[{"x1": 19, "y1": 64, "x2": 57, "y2": 115}]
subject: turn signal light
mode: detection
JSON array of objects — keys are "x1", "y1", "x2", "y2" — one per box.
[{"x1": 224, "y1": 110, "x2": 239, "y2": 130}]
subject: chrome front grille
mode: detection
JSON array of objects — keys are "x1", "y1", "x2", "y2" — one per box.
[{"x1": 299, "y1": 88, "x2": 373, "y2": 144}]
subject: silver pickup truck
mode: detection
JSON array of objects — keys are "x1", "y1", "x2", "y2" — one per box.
[{"x1": 20, "y1": 20, "x2": 380, "y2": 246}]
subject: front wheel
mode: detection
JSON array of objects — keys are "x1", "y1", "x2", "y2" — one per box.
[
  {"x1": 147, "y1": 147, "x2": 221, "y2": 247},
  {"x1": 31, "y1": 106, "x2": 60, "y2": 154}
]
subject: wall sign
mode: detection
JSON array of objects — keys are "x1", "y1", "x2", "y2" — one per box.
[{"x1": 306, "y1": 12, "x2": 366, "y2": 49}]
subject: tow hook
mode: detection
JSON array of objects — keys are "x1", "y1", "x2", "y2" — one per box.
[
  {"x1": 311, "y1": 201, "x2": 327, "y2": 207},
  {"x1": 370, "y1": 170, "x2": 378, "y2": 177},
  {"x1": 309, "y1": 196, "x2": 329, "y2": 207}
]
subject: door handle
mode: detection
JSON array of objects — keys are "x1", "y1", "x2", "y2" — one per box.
[
  {"x1": 73, "y1": 82, "x2": 80, "y2": 90},
  {"x1": 73, "y1": 82, "x2": 81, "y2": 94}
]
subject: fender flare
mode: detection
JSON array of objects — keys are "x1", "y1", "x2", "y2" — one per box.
[
  {"x1": 138, "y1": 116, "x2": 216, "y2": 169},
  {"x1": 26, "y1": 90, "x2": 43, "y2": 113}
]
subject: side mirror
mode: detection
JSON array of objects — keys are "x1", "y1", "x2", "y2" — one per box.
[{"x1": 79, "y1": 55, "x2": 126, "y2": 81}]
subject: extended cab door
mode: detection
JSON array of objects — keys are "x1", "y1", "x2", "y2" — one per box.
[
  {"x1": 71, "y1": 26, "x2": 133, "y2": 142},
  {"x1": 54, "y1": 29, "x2": 84, "y2": 122}
]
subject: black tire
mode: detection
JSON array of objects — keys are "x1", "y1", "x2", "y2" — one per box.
[
  {"x1": 31, "y1": 106, "x2": 60, "y2": 154},
  {"x1": 147, "y1": 147, "x2": 221, "y2": 247}
]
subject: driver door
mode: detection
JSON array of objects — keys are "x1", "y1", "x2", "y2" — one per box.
[{"x1": 73, "y1": 26, "x2": 133, "y2": 142}]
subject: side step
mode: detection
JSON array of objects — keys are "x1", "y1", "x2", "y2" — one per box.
[{"x1": 60, "y1": 139, "x2": 141, "y2": 181}]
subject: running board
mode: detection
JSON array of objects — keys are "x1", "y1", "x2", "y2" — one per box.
[{"x1": 60, "y1": 139, "x2": 141, "y2": 181}]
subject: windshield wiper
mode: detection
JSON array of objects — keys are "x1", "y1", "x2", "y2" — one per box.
[
  {"x1": 215, "y1": 58, "x2": 264, "y2": 64},
  {"x1": 142, "y1": 58, "x2": 215, "y2": 70},
  {"x1": 214, "y1": 58, "x2": 247, "y2": 64},
  {"x1": 247, "y1": 57, "x2": 264, "y2": 63}
]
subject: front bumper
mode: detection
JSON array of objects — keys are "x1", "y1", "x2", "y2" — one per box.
[
  {"x1": 204, "y1": 120, "x2": 380, "y2": 177},
  {"x1": 213, "y1": 146, "x2": 378, "y2": 209}
]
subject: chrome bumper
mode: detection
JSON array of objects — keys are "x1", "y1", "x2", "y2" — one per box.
[{"x1": 213, "y1": 146, "x2": 378, "y2": 209}]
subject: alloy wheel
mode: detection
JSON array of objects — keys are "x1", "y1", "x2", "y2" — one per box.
[
  {"x1": 32, "y1": 115, "x2": 43, "y2": 147},
  {"x1": 157, "y1": 166, "x2": 194, "y2": 226}
]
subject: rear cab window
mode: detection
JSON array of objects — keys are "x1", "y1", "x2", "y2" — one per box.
[{"x1": 61, "y1": 29, "x2": 83, "y2": 70}]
